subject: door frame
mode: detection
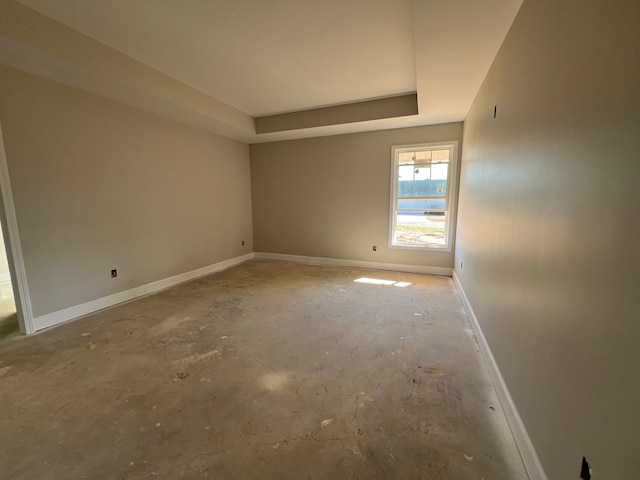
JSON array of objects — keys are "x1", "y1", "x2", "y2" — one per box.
[{"x1": 0, "y1": 121, "x2": 34, "y2": 334}]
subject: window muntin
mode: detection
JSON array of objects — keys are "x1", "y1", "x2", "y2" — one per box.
[{"x1": 390, "y1": 143, "x2": 458, "y2": 251}]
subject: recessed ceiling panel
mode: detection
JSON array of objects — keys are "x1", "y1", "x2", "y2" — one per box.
[{"x1": 18, "y1": 0, "x2": 418, "y2": 116}]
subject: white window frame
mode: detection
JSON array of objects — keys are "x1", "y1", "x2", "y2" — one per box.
[{"x1": 388, "y1": 141, "x2": 459, "y2": 252}]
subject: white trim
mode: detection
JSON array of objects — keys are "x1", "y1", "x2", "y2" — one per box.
[
  {"x1": 32, "y1": 252, "x2": 255, "y2": 332},
  {"x1": 0, "y1": 123, "x2": 35, "y2": 334},
  {"x1": 254, "y1": 252, "x2": 453, "y2": 276},
  {"x1": 388, "y1": 141, "x2": 459, "y2": 253},
  {"x1": 452, "y1": 270, "x2": 548, "y2": 480}
]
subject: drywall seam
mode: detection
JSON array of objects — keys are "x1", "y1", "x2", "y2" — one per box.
[
  {"x1": 0, "y1": 122, "x2": 35, "y2": 334},
  {"x1": 254, "y1": 252, "x2": 452, "y2": 276},
  {"x1": 452, "y1": 270, "x2": 548, "y2": 480},
  {"x1": 32, "y1": 252, "x2": 255, "y2": 332}
]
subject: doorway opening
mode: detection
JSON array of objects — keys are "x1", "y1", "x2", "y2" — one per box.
[
  {"x1": 0, "y1": 220, "x2": 18, "y2": 339},
  {"x1": 0, "y1": 121, "x2": 34, "y2": 335}
]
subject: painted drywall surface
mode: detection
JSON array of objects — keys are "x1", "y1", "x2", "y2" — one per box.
[
  {"x1": 0, "y1": 65, "x2": 253, "y2": 318},
  {"x1": 251, "y1": 123, "x2": 462, "y2": 268},
  {"x1": 455, "y1": 0, "x2": 640, "y2": 478},
  {"x1": 0, "y1": 0, "x2": 254, "y2": 142}
]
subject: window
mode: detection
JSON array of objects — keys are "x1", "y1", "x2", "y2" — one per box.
[{"x1": 389, "y1": 142, "x2": 458, "y2": 251}]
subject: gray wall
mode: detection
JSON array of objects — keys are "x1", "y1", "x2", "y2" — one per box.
[
  {"x1": 0, "y1": 65, "x2": 253, "y2": 318},
  {"x1": 251, "y1": 123, "x2": 462, "y2": 269},
  {"x1": 455, "y1": 0, "x2": 640, "y2": 478}
]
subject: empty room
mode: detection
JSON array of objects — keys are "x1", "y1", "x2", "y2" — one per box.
[{"x1": 0, "y1": 0, "x2": 638, "y2": 479}]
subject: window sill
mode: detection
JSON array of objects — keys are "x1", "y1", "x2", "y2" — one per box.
[{"x1": 389, "y1": 243, "x2": 452, "y2": 253}]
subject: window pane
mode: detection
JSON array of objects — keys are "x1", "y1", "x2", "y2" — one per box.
[
  {"x1": 394, "y1": 212, "x2": 447, "y2": 246},
  {"x1": 398, "y1": 150, "x2": 432, "y2": 164},
  {"x1": 432, "y1": 149, "x2": 451, "y2": 161},
  {"x1": 398, "y1": 163, "x2": 448, "y2": 198},
  {"x1": 398, "y1": 151, "x2": 414, "y2": 164},
  {"x1": 397, "y1": 198, "x2": 446, "y2": 211},
  {"x1": 398, "y1": 164, "x2": 431, "y2": 197},
  {"x1": 430, "y1": 164, "x2": 448, "y2": 196},
  {"x1": 413, "y1": 150, "x2": 431, "y2": 161}
]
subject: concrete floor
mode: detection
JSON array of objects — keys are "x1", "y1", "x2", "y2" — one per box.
[{"x1": 0, "y1": 260, "x2": 527, "y2": 479}]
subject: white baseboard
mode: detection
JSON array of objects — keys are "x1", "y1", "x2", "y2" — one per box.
[
  {"x1": 254, "y1": 252, "x2": 453, "y2": 276},
  {"x1": 452, "y1": 271, "x2": 547, "y2": 480},
  {"x1": 32, "y1": 252, "x2": 255, "y2": 332}
]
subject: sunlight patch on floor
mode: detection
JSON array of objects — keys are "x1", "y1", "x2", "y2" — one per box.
[
  {"x1": 259, "y1": 372, "x2": 290, "y2": 391},
  {"x1": 354, "y1": 277, "x2": 411, "y2": 287}
]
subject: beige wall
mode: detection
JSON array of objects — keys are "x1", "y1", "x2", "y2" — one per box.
[
  {"x1": 0, "y1": 65, "x2": 253, "y2": 318},
  {"x1": 0, "y1": 0, "x2": 254, "y2": 142},
  {"x1": 250, "y1": 123, "x2": 462, "y2": 269},
  {"x1": 455, "y1": 0, "x2": 640, "y2": 478}
]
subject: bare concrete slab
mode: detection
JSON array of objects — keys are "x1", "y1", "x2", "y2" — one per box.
[{"x1": 0, "y1": 260, "x2": 527, "y2": 479}]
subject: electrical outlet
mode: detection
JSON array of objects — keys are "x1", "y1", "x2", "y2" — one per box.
[
  {"x1": 373, "y1": 245, "x2": 377, "y2": 252},
  {"x1": 111, "y1": 269, "x2": 117, "y2": 278}
]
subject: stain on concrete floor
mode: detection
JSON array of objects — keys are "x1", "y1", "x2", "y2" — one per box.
[{"x1": 0, "y1": 260, "x2": 527, "y2": 479}]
